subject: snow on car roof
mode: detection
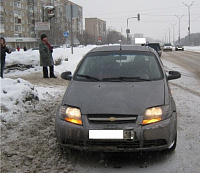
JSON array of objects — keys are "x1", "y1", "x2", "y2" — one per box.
[{"x1": 89, "y1": 45, "x2": 151, "y2": 53}]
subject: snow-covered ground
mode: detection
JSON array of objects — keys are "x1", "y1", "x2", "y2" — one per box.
[
  {"x1": 1, "y1": 45, "x2": 200, "y2": 172},
  {"x1": 184, "y1": 46, "x2": 200, "y2": 53}
]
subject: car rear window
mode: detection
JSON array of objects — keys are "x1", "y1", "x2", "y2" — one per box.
[{"x1": 147, "y1": 44, "x2": 161, "y2": 51}]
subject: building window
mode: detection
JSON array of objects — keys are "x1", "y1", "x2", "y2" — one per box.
[
  {"x1": 10, "y1": 17, "x2": 13, "y2": 23},
  {"x1": 1, "y1": 24, "x2": 4, "y2": 30},
  {"x1": 14, "y1": 10, "x2": 18, "y2": 15},
  {"x1": 0, "y1": 6, "x2": 3, "y2": 13},
  {"x1": 15, "y1": 17, "x2": 21, "y2": 24},
  {"x1": 15, "y1": 25, "x2": 22, "y2": 32},
  {"x1": 0, "y1": 15, "x2": 4, "y2": 22}
]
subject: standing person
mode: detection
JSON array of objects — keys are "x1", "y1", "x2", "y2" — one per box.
[
  {"x1": 0, "y1": 37, "x2": 11, "y2": 78},
  {"x1": 23, "y1": 46, "x2": 27, "y2": 51},
  {"x1": 39, "y1": 34, "x2": 56, "y2": 78},
  {"x1": 17, "y1": 45, "x2": 20, "y2": 51}
]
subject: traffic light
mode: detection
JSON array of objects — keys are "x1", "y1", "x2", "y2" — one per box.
[
  {"x1": 137, "y1": 13, "x2": 140, "y2": 21},
  {"x1": 43, "y1": 6, "x2": 55, "y2": 21}
]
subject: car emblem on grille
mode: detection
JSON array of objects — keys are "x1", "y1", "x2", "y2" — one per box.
[{"x1": 108, "y1": 117, "x2": 118, "y2": 121}]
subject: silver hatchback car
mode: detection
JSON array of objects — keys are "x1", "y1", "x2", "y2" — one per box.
[{"x1": 55, "y1": 45, "x2": 181, "y2": 152}]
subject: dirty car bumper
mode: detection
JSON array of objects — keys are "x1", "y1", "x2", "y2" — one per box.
[{"x1": 55, "y1": 112, "x2": 177, "y2": 152}]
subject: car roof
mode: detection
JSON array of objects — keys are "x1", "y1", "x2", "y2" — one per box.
[{"x1": 88, "y1": 45, "x2": 152, "y2": 53}]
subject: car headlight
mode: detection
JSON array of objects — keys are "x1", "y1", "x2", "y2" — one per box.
[
  {"x1": 59, "y1": 106, "x2": 82, "y2": 125},
  {"x1": 142, "y1": 105, "x2": 170, "y2": 125}
]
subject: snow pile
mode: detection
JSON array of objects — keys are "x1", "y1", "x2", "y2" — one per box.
[
  {"x1": 0, "y1": 78, "x2": 39, "y2": 112},
  {"x1": 5, "y1": 45, "x2": 97, "y2": 77},
  {"x1": 5, "y1": 49, "x2": 40, "y2": 67},
  {"x1": 184, "y1": 46, "x2": 200, "y2": 53}
]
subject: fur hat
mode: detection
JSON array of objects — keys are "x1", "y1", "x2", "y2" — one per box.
[{"x1": 40, "y1": 34, "x2": 47, "y2": 40}]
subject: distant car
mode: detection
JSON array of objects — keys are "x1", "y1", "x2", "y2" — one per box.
[
  {"x1": 175, "y1": 45, "x2": 184, "y2": 51},
  {"x1": 55, "y1": 45, "x2": 181, "y2": 152},
  {"x1": 146, "y1": 43, "x2": 162, "y2": 57},
  {"x1": 6, "y1": 45, "x2": 16, "y2": 52},
  {"x1": 163, "y1": 43, "x2": 173, "y2": 51}
]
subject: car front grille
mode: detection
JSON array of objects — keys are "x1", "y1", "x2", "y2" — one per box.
[{"x1": 88, "y1": 114, "x2": 137, "y2": 124}]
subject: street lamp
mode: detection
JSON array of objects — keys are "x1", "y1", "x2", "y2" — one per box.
[
  {"x1": 175, "y1": 15, "x2": 184, "y2": 44},
  {"x1": 183, "y1": 1, "x2": 194, "y2": 45}
]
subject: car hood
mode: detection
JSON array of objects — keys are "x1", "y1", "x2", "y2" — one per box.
[{"x1": 62, "y1": 80, "x2": 165, "y2": 115}]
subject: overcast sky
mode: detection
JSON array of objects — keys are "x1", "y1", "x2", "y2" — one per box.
[{"x1": 71, "y1": 0, "x2": 200, "y2": 42}]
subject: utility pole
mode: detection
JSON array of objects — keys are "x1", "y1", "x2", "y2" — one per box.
[
  {"x1": 183, "y1": 1, "x2": 194, "y2": 46},
  {"x1": 167, "y1": 27, "x2": 171, "y2": 43},
  {"x1": 175, "y1": 15, "x2": 184, "y2": 44},
  {"x1": 171, "y1": 23, "x2": 176, "y2": 45},
  {"x1": 165, "y1": 29, "x2": 168, "y2": 43},
  {"x1": 70, "y1": 4, "x2": 73, "y2": 54}
]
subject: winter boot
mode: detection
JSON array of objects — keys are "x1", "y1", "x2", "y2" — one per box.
[
  {"x1": 50, "y1": 66, "x2": 57, "y2": 78},
  {"x1": 43, "y1": 67, "x2": 49, "y2": 78}
]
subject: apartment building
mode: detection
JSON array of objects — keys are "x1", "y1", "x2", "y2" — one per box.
[
  {"x1": 0, "y1": 0, "x2": 83, "y2": 49},
  {"x1": 85, "y1": 18, "x2": 106, "y2": 44}
]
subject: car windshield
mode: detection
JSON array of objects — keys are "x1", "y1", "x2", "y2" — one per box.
[
  {"x1": 74, "y1": 51, "x2": 164, "y2": 82},
  {"x1": 164, "y1": 44, "x2": 172, "y2": 46}
]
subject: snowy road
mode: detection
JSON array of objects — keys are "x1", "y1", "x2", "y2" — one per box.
[{"x1": 1, "y1": 50, "x2": 200, "y2": 173}]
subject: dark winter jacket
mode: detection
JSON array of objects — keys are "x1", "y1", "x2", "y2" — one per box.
[
  {"x1": 1, "y1": 45, "x2": 10, "y2": 62},
  {"x1": 39, "y1": 41, "x2": 54, "y2": 67}
]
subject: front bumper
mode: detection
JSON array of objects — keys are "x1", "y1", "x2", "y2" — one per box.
[
  {"x1": 163, "y1": 47, "x2": 172, "y2": 51},
  {"x1": 55, "y1": 112, "x2": 177, "y2": 152}
]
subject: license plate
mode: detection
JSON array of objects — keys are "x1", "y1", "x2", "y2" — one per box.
[{"x1": 89, "y1": 130, "x2": 123, "y2": 139}]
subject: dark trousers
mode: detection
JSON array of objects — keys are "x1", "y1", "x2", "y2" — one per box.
[
  {"x1": 0, "y1": 60, "x2": 5, "y2": 78},
  {"x1": 43, "y1": 66, "x2": 55, "y2": 78}
]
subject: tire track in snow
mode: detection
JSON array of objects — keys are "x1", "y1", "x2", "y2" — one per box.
[{"x1": 170, "y1": 82, "x2": 200, "y2": 97}]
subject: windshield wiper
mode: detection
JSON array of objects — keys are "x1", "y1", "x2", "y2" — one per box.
[
  {"x1": 77, "y1": 74, "x2": 100, "y2": 81},
  {"x1": 102, "y1": 77, "x2": 151, "y2": 82}
]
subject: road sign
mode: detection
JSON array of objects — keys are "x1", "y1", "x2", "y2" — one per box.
[
  {"x1": 63, "y1": 32, "x2": 69, "y2": 37},
  {"x1": 35, "y1": 22, "x2": 50, "y2": 30},
  {"x1": 98, "y1": 36, "x2": 102, "y2": 42},
  {"x1": 66, "y1": 4, "x2": 79, "y2": 19}
]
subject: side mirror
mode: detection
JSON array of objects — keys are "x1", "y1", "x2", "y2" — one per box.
[
  {"x1": 167, "y1": 71, "x2": 181, "y2": 80},
  {"x1": 61, "y1": 71, "x2": 72, "y2": 80}
]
